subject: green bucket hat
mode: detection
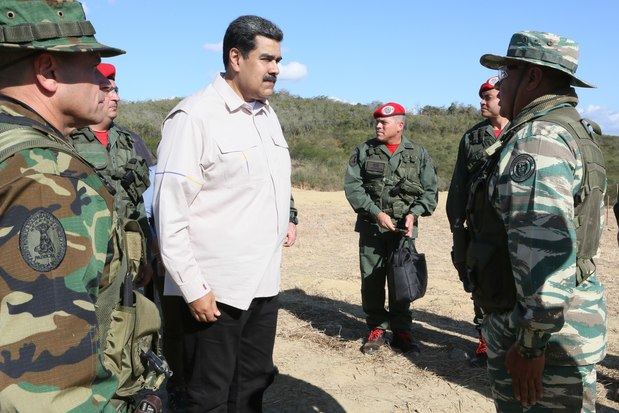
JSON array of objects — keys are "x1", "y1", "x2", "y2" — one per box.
[
  {"x1": 480, "y1": 31, "x2": 593, "y2": 88},
  {"x1": 0, "y1": 0, "x2": 124, "y2": 57}
]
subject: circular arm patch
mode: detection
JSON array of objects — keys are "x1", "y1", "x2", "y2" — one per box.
[
  {"x1": 509, "y1": 154, "x2": 536, "y2": 182},
  {"x1": 19, "y1": 210, "x2": 67, "y2": 272},
  {"x1": 349, "y1": 150, "x2": 359, "y2": 166}
]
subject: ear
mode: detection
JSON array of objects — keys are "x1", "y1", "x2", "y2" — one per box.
[
  {"x1": 33, "y1": 53, "x2": 59, "y2": 93},
  {"x1": 525, "y1": 65, "x2": 544, "y2": 91},
  {"x1": 228, "y1": 47, "x2": 242, "y2": 73}
]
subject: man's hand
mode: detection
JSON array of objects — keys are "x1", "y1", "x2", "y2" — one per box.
[
  {"x1": 135, "y1": 262, "x2": 154, "y2": 288},
  {"x1": 453, "y1": 261, "x2": 474, "y2": 293},
  {"x1": 505, "y1": 344, "x2": 545, "y2": 406},
  {"x1": 284, "y1": 222, "x2": 297, "y2": 247},
  {"x1": 403, "y1": 213, "x2": 416, "y2": 237},
  {"x1": 188, "y1": 291, "x2": 221, "y2": 323},
  {"x1": 376, "y1": 212, "x2": 396, "y2": 232}
]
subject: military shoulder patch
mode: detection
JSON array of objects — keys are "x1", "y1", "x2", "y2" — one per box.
[
  {"x1": 349, "y1": 150, "x2": 359, "y2": 166},
  {"x1": 509, "y1": 154, "x2": 536, "y2": 183},
  {"x1": 19, "y1": 210, "x2": 67, "y2": 272}
]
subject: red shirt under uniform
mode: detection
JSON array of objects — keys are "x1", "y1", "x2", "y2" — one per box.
[
  {"x1": 386, "y1": 143, "x2": 399, "y2": 154},
  {"x1": 93, "y1": 130, "x2": 109, "y2": 146}
]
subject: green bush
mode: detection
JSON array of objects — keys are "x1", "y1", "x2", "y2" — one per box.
[{"x1": 116, "y1": 92, "x2": 619, "y2": 199}]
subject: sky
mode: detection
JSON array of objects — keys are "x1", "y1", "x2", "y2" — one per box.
[{"x1": 84, "y1": 0, "x2": 619, "y2": 135}]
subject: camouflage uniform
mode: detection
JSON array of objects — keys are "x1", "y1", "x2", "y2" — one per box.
[
  {"x1": 344, "y1": 136, "x2": 438, "y2": 331},
  {"x1": 446, "y1": 119, "x2": 498, "y2": 328},
  {"x1": 0, "y1": 2, "x2": 161, "y2": 411},
  {"x1": 470, "y1": 31, "x2": 607, "y2": 411},
  {"x1": 68, "y1": 124, "x2": 151, "y2": 251},
  {"x1": 0, "y1": 93, "x2": 121, "y2": 412}
]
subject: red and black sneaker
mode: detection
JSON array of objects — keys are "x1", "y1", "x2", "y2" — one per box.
[{"x1": 361, "y1": 328, "x2": 386, "y2": 354}]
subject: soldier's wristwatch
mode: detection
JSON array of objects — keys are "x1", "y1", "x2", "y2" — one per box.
[
  {"x1": 289, "y1": 213, "x2": 298, "y2": 225},
  {"x1": 516, "y1": 344, "x2": 545, "y2": 359}
]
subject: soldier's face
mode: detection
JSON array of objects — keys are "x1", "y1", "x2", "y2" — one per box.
[
  {"x1": 54, "y1": 52, "x2": 110, "y2": 129},
  {"x1": 480, "y1": 89, "x2": 501, "y2": 118},
  {"x1": 375, "y1": 116, "x2": 404, "y2": 144},
  {"x1": 497, "y1": 63, "x2": 527, "y2": 120},
  {"x1": 231, "y1": 35, "x2": 281, "y2": 102},
  {"x1": 101, "y1": 79, "x2": 120, "y2": 122}
]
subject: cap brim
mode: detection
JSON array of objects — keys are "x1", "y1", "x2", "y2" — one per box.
[
  {"x1": 0, "y1": 42, "x2": 125, "y2": 57},
  {"x1": 480, "y1": 53, "x2": 595, "y2": 88},
  {"x1": 45, "y1": 41, "x2": 126, "y2": 57},
  {"x1": 569, "y1": 77, "x2": 595, "y2": 89},
  {"x1": 94, "y1": 47, "x2": 125, "y2": 58},
  {"x1": 479, "y1": 53, "x2": 509, "y2": 69}
]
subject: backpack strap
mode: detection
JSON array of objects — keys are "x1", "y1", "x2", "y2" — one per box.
[{"x1": 0, "y1": 126, "x2": 77, "y2": 163}]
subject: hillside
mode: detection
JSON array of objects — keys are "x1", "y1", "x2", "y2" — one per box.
[{"x1": 116, "y1": 92, "x2": 619, "y2": 199}]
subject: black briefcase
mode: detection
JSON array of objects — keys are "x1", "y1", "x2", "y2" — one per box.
[{"x1": 389, "y1": 237, "x2": 428, "y2": 303}]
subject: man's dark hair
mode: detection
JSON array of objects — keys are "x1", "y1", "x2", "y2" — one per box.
[{"x1": 222, "y1": 15, "x2": 283, "y2": 69}]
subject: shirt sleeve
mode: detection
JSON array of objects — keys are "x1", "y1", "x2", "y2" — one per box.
[
  {"x1": 344, "y1": 147, "x2": 382, "y2": 217},
  {"x1": 289, "y1": 194, "x2": 298, "y2": 223},
  {"x1": 143, "y1": 166, "x2": 156, "y2": 223},
  {"x1": 501, "y1": 130, "x2": 579, "y2": 350},
  {"x1": 446, "y1": 135, "x2": 469, "y2": 231},
  {"x1": 409, "y1": 148, "x2": 438, "y2": 217},
  {"x1": 154, "y1": 110, "x2": 210, "y2": 303}
]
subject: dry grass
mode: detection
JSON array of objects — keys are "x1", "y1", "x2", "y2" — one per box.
[{"x1": 263, "y1": 189, "x2": 619, "y2": 413}]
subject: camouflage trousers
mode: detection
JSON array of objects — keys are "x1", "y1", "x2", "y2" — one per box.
[{"x1": 483, "y1": 312, "x2": 597, "y2": 412}]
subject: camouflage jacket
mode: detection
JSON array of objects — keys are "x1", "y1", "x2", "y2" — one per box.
[
  {"x1": 344, "y1": 136, "x2": 438, "y2": 238},
  {"x1": 68, "y1": 124, "x2": 150, "y2": 236},
  {"x1": 488, "y1": 93, "x2": 606, "y2": 365},
  {"x1": 446, "y1": 119, "x2": 499, "y2": 263},
  {"x1": 447, "y1": 120, "x2": 497, "y2": 231},
  {"x1": 0, "y1": 100, "x2": 120, "y2": 411}
]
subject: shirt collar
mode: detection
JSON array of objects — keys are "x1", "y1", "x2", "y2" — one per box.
[{"x1": 213, "y1": 73, "x2": 271, "y2": 114}]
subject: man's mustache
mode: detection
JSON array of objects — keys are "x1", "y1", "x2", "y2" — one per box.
[{"x1": 263, "y1": 75, "x2": 277, "y2": 83}]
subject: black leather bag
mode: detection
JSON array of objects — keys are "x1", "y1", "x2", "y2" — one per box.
[{"x1": 389, "y1": 237, "x2": 428, "y2": 303}]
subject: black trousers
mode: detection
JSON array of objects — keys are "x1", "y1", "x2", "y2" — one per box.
[{"x1": 182, "y1": 295, "x2": 279, "y2": 413}]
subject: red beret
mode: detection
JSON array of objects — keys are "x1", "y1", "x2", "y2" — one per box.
[
  {"x1": 373, "y1": 102, "x2": 405, "y2": 118},
  {"x1": 479, "y1": 76, "x2": 499, "y2": 97},
  {"x1": 97, "y1": 63, "x2": 116, "y2": 80}
]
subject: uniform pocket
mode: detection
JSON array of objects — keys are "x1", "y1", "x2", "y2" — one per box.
[
  {"x1": 213, "y1": 135, "x2": 266, "y2": 187},
  {"x1": 73, "y1": 142, "x2": 109, "y2": 170},
  {"x1": 103, "y1": 291, "x2": 161, "y2": 397}
]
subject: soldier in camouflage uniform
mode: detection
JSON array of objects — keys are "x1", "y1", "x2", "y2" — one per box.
[
  {"x1": 446, "y1": 76, "x2": 508, "y2": 367},
  {"x1": 0, "y1": 2, "x2": 163, "y2": 412},
  {"x1": 0, "y1": 0, "x2": 126, "y2": 411},
  {"x1": 68, "y1": 63, "x2": 154, "y2": 287},
  {"x1": 468, "y1": 31, "x2": 607, "y2": 411},
  {"x1": 344, "y1": 102, "x2": 438, "y2": 354}
]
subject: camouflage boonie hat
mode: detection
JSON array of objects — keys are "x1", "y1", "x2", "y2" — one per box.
[
  {"x1": 0, "y1": 0, "x2": 124, "y2": 57},
  {"x1": 480, "y1": 31, "x2": 593, "y2": 88}
]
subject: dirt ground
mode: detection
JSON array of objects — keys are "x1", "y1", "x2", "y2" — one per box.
[{"x1": 263, "y1": 189, "x2": 619, "y2": 413}]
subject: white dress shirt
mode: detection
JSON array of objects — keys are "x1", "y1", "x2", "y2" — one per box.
[{"x1": 154, "y1": 74, "x2": 291, "y2": 310}]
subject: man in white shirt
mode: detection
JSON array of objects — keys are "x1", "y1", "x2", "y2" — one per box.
[{"x1": 154, "y1": 15, "x2": 297, "y2": 412}]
